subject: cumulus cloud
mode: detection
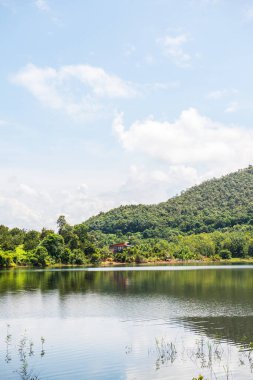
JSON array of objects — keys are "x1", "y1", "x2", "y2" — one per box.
[
  {"x1": 116, "y1": 165, "x2": 199, "y2": 204},
  {"x1": 10, "y1": 64, "x2": 136, "y2": 121},
  {"x1": 0, "y1": 195, "x2": 41, "y2": 227},
  {"x1": 113, "y1": 108, "x2": 253, "y2": 176},
  {"x1": 158, "y1": 34, "x2": 191, "y2": 67},
  {"x1": 0, "y1": 165, "x2": 200, "y2": 229},
  {"x1": 0, "y1": 180, "x2": 115, "y2": 229},
  {"x1": 0, "y1": 182, "x2": 44, "y2": 228}
]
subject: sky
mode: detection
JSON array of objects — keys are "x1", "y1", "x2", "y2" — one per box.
[{"x1": 1, "y1": 0, "x2": 253, "y2": 229}]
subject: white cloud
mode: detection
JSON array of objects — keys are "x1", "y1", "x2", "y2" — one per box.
[
  {"x1": 0, "y1": 186, "x2": 42, "y2": 228},
  {"x1": 113, "y1": 108, "x2": 253, "y2": 176},
  {"x1": 0, "y1": 165, "x2": 199, "y2": 229},
  {"x1": 0, "y1": 196, "x2": 40, "y2": 227},
  {"x1": 158, "y1": 34, "x2": 191, "y2": 67},
  {"x1": 10, "y1": 64, "x2": 136, "y2": 121},
  {"x1": 0, "y1": 159, "x2": 199, "y2": 228},
  {"x1": 225, "y1": 101, "x2": 239, "y2": 113},
  {"x1": 35, "y1": 0, "x2": 50, "y2": 12},
  {"x1": 116, "y1": 165, "x2": 199, "y2": 204},
  {"x1": 0, "y1": 180, "x2": 114, "y2": 229}
]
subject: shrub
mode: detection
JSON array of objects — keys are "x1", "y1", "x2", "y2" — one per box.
[
  {"x1": 90, "y1": 253, "x2": 101, "y2": 264},
  {"x1": 212, "y1": 254, "x2": 221, "y2": 261},
  {"x1": 0, "y1": 251, "x2": 15, "y2": 267},
  {"x1": 70, "y1": 249, "x2": 86, "y2": 265},
  {"x1": 220, "y1": 249, "x2": 232, "y2": 259},
  {"x1": 114, "y1": 251, "x2": 127, "y2": 263},
  {"x1": 134, "y1": 253, "x2": 146, "y2": 264},
  {"x1": 174, "y1": 246, "x2": 197, "y2": 260}
]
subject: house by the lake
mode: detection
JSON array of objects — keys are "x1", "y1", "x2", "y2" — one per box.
[{"x1": 109, "y1": 242, "x2": 131, "y2": 253}]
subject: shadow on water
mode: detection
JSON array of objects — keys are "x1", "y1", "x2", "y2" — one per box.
[{"x1": 177, "y1": 316, "x2": 253, "y2": 347}]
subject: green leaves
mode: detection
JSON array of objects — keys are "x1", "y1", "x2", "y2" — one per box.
[{"x1": 85, "y1": 166, "x2": 253, "y2": 237}]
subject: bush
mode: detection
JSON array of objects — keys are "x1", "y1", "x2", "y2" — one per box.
[
  {"x1": 134, "y1": 253, "x2": 146, "y2": 264},
  {"x1": 90, "y1": 253, "x2": 101, "y2": 264},
  {"x1": 70, "y1": 249, "x2": 87, "y2": 265},
  {"x1": 174, "y1": 246, "x2": 197, "y2": 260},
  {"x1": 212, "y1": 254, "x2": 221, "y2": 261},
  {"x1": 99, "y1": 246, "x2": 111, "y2": 261},
  {"x1": 220, "y1": 249, "x2": 232, "y2": 259},
  {"x1": 114, "y1": 251, "x2": 127, "y2": 263},
  {"x1": 0, "y1": 251, "x2": 15, "y2": 267}
]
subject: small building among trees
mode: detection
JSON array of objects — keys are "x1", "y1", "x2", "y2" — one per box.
[{"x1": 109, "y1": 242, "x2": 131, "y2": 253}]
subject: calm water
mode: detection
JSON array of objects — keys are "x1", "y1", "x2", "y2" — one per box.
[{"x1": 1, "y1": 265, "x2": 253, "y2": 379}]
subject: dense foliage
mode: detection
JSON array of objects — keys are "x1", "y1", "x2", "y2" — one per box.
[
  {"x1": 86, "y1": 166, "x2": 253, "y2": 236},
  {"x1": 1, "y1": 167, "x2": 253, "y2": 267},
  {"x1": 0, "y1": 218, "x2": 101, "y2": 267}
]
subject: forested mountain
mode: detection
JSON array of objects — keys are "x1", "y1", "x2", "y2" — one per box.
[
  {"x1": 85, "y1": 166, "x2": 253, "y2": 237},
  {"x1": 1, "y1": 166, "x2": 253, "y2": 267}
]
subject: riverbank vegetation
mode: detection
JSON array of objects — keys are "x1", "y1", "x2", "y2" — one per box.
[
  {"x1": 1, "y1": 167, "x2": 253, "y2": 268},
  {"x1": 1, "y1": 218, "x2": 253, "y2": 267}
]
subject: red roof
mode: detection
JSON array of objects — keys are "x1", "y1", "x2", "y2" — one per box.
[{"x1": 109, "y1": 242, "x2": 129, "y2": 247}]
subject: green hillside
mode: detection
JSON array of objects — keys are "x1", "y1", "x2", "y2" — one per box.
[
  {"x1": 1, "y1": 166, "x2": 253, "y2": 268},
  {"x1": 85, "y1": 166, "x2": 253, "y2": 237}
]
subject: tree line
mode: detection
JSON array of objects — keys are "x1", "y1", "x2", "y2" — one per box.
[
  {"x1": 1, "y1": 216, "x2": 253, "y2": 267},
  {"x1": 1, "y1": 166, "x2": 253, "y2": 267}
]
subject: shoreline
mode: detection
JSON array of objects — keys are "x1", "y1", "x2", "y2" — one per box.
[{"x1": 2, "y1": 257, "x2": 253, "y2": 270}]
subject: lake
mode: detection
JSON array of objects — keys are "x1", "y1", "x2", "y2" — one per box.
[{"x1": 0, "y1": 265, "x2": 253, "y2": 379}]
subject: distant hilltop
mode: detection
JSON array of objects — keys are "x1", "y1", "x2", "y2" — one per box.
[{"x1": 85, "y1": 166, "x2": 253, "y2": 238}]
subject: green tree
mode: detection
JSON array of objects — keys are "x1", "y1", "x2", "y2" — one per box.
[
  {"x1": 57, "y1": 215, "x2": 67, "y2": 232},
  {"x1": 247, "y1": 239, "x2": 253, "y2": 257},
  {"x1": 41, "y1": 233, "x2": 64, "y2": 261},
  {"x1": 33, "y1": 246, "x2": 51, "y2": 267},
  {"x1": 23, "y1": 230, "x2": 40, "y2": 251},
  {"x1": 60, "y1": 247, "x2": 71, "y2": 264},
  {"x1": 40, "y1": 228, "x2": 54, "y2": 239}
]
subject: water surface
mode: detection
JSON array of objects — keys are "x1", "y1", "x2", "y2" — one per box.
[{"x1": 0, "y1": 265, "x2": 253, "y2": 379}]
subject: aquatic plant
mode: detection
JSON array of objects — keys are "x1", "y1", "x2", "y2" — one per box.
[
  {"x1": 155, "y1": 337, "x2": 177, "y2": 363},
  {"x1": 152, "y1": 336, "x2": 238, "y2": 379},
  {"x1": 40, "y1": 337, "x2": 45, "y2": 357},
  {"x1": 5, "y1": 324, "x2": 11, "y2": 363},
  {"x1": 2, "y1": 325, "x2": 45, "y2": 380}
]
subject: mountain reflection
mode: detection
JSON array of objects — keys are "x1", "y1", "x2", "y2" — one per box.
[{"x1": 1, "y1": 267, "x2": 253, "y2": 346}]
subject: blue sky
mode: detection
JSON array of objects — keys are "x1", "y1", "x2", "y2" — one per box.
[{"x1": 1, "y1": 0, "x2": 253, "y2": 228}]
